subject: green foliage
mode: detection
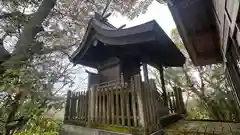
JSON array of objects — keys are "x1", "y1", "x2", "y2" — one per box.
[
  {"x1": 14, "y1": 116, "x2": 61, "y2": 135},
  {"x1": 186, "y1": 101, "x2": 210, "y2": 120}
]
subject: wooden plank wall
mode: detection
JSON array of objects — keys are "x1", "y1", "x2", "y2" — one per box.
[{"x1": 213, "y1": 0, "x2": 240, "y2": 109}]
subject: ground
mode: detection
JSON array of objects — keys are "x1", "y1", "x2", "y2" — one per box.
[{"x1": 165, "y1": 120, "x2": 240, "y2": 135}]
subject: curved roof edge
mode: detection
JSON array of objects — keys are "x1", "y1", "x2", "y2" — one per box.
[{"x1": 70, "y1": 13, "x2": 185, "y2": 67}]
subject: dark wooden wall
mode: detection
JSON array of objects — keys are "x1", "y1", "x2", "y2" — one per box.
[{"x1": 213, "y1": 0, "x2": 240, "y2": 110}]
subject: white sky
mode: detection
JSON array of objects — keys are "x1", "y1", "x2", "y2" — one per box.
[{"x1": 109, "y1": 0, "x2": 176, "y2": 37}]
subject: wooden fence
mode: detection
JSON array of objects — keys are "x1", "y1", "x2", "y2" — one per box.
[
  {"x1": 64, "y1": 76, "x2": 186, "y2": 134},
  {"x1": 64, "y1": 91, "x2": 88, "y2": 125},
  {"x1": 90, "y1": 83, "x2": 140, "y2": 127},
  {"x1": 167, "y1": 87, "x2": 185, "y2": 114}
]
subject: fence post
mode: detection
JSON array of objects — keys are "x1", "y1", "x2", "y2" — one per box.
[
  {"x1": 88, "y1": 86, "x2": 96, "y2": 125},
  {"x1": 103, "y1": 88, "x2": 106, "y2": 124},
  {"x1": 111, "y1": 86, "x2": 115, "y2": 125},
  {"x1": 130, "y1": 78, "x2": 138, "y2": 127},
  {"x1": 178, "y1": 87, "x2": 186, "y2": 114},
  {"x1": 159, "y1": 66, "x2": 168, "y2": 107},
  {"x1": 149, "y1": 79, "x2": 157, "y2": 126},
  {"x1": 116, "y1": 85, "x2": 120, "y2": 125},
  {"x1": 134, "y1": 74, "x2": 146, "y2": 134},
  {"x1": 120, "y1": 85, "x2": 125, "y2": 126},
  {"x1": 173, "y1": 87, "x2": 185, "y2": 114},
  {"x1": 168, "y1": 92, "x2": 173, "y2": 113},
  {"x1": 71, "y1": 92, "x2": 77, "y2": 120},
  {"x1": 64, "y1": 91, "x2": 71, "y2": 121},
  {"x1": 77, "y1": 92, "x2": 81, "y2": 120}
]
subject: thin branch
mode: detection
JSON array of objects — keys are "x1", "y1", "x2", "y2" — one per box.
[{"x1": 102, "y1": 0, "x2": 112, "y2": 16}]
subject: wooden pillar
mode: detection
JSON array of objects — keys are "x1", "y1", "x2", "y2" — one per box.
[
  {"x1": 142, "y1": 64, "x2": 150, "y2": 122},
  {"x1": 159, "y1": 66, "x2": 168, "y2": 106}
]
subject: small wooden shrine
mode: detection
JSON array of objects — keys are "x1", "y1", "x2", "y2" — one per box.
[{"x1": 63, "y1": 13, "x2": 186, "y2": 135}]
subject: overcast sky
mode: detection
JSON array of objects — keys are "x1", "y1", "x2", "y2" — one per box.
[{"x1": 109, "y1": 0, "x2": 176, "y2": 36}]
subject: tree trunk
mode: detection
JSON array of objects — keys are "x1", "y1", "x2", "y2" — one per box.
[
  {"x1": 3, "y1": 0, "x2": 57, "y2": 68},
  {"x1": 1, "y1": 0, "x2": 57, "y2": 134}
]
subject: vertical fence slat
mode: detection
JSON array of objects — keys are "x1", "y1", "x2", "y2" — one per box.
[
  {"x1": 89, "y1": 88, "x2": 94, "y2": 123},
  {"x1": 149, "y1": 84, "x2": 154, "y2": 128},
  {"x1": 82, "y1": 91, "x2": 85, "y2": 120},
  {"x1": 126, "y1": 88, "x2": 131, "y2": 127},
  {"x1": 168, "y1": 92, "x2": 173, "y2": 113},
  {"x1": 116, "y1": 86, "x2": 120, "y2": 125},
  {"x1": 96, "y1": 88, "x2": 99, "y2": 123},
  {"x1": 84, "y1": 91, "x2": 88, "y2": 122},
  {"x1": 173, "y1": 88, "x2": 180, "y2": 114},
  {"x1": 178, "y1": 88, "x2": 185, "y2": 114},
  {"x1": 69, "y1": 91, "x2": 72, "y2": 120},
  {"x1": 131, "y1": 79, "x2": 137, "y2": 127},
  {"x1": 76, "y1": 92, "x2": 80, "y2": 120},
  {"x1": 134, "y1": 74, "x2": 146, "y2": 129},
  {"x1": 107, "y1": 87, "x2": 110, "y2": 125},
  {"x1": 72, "y1": 92, "x2": 77, "y2": 120},
  {"x1": 120, "y1": 86, "x2": 125, "y2": 126},
  {"x1": 64, "y1": 91, "x2": 71, "y2": 121},
  {"x1": 111, "y1": 86, "x2": 115, "y2": 125},
  {"x1": 149, "y1": 80, "x2": 157, "y2": 127},
  {"x1": 103, "y1": 88, "x2": 106, "y2": 124},
  {"x1": 171, "y1": 92, "x2": 177, "y2": 113},
  {"x1": 83, "y1": 91, "x2": 86, "y2": 121},
  {"x1": 99, "y1": 88, "x2": 103, "y2": 124},
  {"x1": 80, "y1": 91, "x2": 83, "y2": 120},
  {"x1": 143, "y1": 85, "x2": 149, "y2": 126}
]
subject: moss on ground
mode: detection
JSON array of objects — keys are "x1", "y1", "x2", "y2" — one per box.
[{"x1": 89, "y1": 123, "x2": 140, "y2": 134}]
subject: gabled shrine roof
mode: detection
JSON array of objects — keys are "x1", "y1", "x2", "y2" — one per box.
[{"x1": 70, "y1": 13, "x2": 185, "y2": 68}]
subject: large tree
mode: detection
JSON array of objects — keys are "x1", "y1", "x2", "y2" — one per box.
[{"x1": 0, "y1": 0, "x2": 154, "y2": 134}]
